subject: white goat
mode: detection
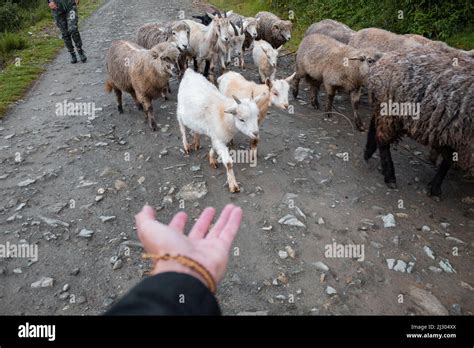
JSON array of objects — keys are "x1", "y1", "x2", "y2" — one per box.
[
  {"x1": 177, "y1": 69, "x2": 262, "y2": 192},
  {"x1": 183, "y1": 12, "x2": 232, "y2": 76},
  {"x1": 218, "y1": 71, "x2": 295, "y2": 151},
  {"x1": 252, "y1": 40, "x2": 282, "y2": 82}
]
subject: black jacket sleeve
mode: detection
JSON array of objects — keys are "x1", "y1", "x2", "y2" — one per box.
[{"x1": 105, "y1": 272, "x2": 221, "y2": 315}]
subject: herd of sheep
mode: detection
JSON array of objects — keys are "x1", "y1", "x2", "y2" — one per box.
[{"x1": 104, "y1": 4, "x2": 473, "y2": 197}]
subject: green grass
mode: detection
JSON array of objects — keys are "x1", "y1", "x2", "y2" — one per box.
[
  {"x1": 210, "y1": 0, "x2": 474, "y2": 52},
  {"x1": 0, "y1": 33, "x2": 29, "y2": 57},
  {"x1": 445, "y1": 25, "x2": 474, "y2": 50},
  {"x1": 0, "y1": 0, "x2": 104, "y2": 117}
]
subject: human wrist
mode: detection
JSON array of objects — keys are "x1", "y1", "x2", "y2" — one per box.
[{"x1": 150, "y1": 259, "x2": 209, "y2": 290}]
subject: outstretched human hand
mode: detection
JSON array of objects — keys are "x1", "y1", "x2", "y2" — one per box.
[{"x1": 135, "y1": 204, "x2": 243, "y2": 288}]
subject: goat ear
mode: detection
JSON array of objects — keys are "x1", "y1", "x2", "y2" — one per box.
[
  {"x1": 224, "y1": 105, "x2": 238, "y2": 115},
  {"x1": 276, "y1": 45, "x2": 283, "y2": 52},
  {"x1": 232, "y1": 95, "x2": 242, "y2": 104},
  {"x1": 226, "y1": 10, "x2": 233, "y2": 17},
  {"x1": 207, "y1": 12, "x2": 215, "y2": 20},
  {"x1": 265, "y1": 78, "x2": 273, "y2": 89},
  {"x1": 285, "y1": 72, "x2": 296, "y2": 82},
  {"x1": 151, "y1": 50, "x2": 159, "y2": 59},
  {"x1": 272, "y1": 23, "x2": 279, "y2": 30}
]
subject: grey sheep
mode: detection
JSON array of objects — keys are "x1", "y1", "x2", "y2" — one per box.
[
  {"x1": 292, "y1": 34, "x2": 382, "y2": 131},
  {"x1": 304, "y1": 19, "x2": 354, "y2": 44},
  {"x1": 136, "y1": 21, "x2": 190, "y2": 82},
  {"x1": 105, "y1": 41, "x2": 180, "y2": 131},
  {"x1": 404, "y1": 34, "x2": 474, "y2": 59},
  {"x1": 349, "y1": 27, "x2": 421, "y2": 52},
  {"x1": 255, "y1": 11, "x2": 292, "y2": 49},
  {"x1": 364, "y1": 47, "x2": 474, "y2": 197},
  {"x1": 137, "y1": 21, "x2": 190, "y2": 51}
]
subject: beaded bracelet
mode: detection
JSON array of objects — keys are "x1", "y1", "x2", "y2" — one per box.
[{"x1": 142, "y1": 253, "x2": 217, "y2": 294}]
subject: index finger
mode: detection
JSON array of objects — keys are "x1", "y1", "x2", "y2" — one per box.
[{"x1": 218, "y1": 207, "x2": 242, "y2": 251}]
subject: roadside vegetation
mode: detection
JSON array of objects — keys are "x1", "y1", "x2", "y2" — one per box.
[{"x1": 0, "y1": 0, "x2": 103, "y2": 117}]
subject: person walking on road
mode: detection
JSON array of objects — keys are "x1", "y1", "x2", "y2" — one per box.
[{"x1": 48, "y1": 0, "x2": 87, "y2": 64}]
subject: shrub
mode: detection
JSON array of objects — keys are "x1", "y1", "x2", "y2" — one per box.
[
  {"x1": 0, "y1": 32, "x2": 28, "y2": 57},
  {"x1": 0, "y1": 2, "x2": 23, "y2": 32}
]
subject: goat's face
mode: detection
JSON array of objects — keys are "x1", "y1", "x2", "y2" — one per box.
[
  {"x1": 169, "y1": 22, "x2": 190, "y2": 52},
  {"x1": 262, "y1": 45, "x2": 279, "y2": 68},
  {"x1": 244, "y1": 18, "x2": 258, "y2": 38},
  {"x1": 216, "y1": 17, "x2": 233, "y2": 43},
  {"x1": 272, "y1": 20, "x2": 292, "y2": 42},
  {"x1": 226, "y1": 96, "x2": 261, "y2": 140},
  {"x1": 228, "y1": 34, "x2": 245, "y2": 61},
  {"x1": 268, "y1": 73, "x2": 295, "y2": 110}
]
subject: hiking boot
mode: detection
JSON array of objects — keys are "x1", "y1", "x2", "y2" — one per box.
[
  {"x1": 70, "y1": 52, "x2": 78, "y2": 64},
  {"x1": 77, "y1": 49, "x2": 87, "y2": 63}
]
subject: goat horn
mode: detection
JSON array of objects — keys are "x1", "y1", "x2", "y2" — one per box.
[{"x1": 230, "y1": 21, "x2": 239, "y2": 36}]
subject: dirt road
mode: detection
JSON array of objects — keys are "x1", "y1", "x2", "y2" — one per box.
[{"x1": 0, "y1": 0, "x2": 473, "y2": 315}]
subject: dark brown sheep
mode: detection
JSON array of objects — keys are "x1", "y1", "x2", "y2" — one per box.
[
  {"x1": 364, "y1": 47, "x2": 474, "y2": 197},
  {"x1": 255, "y1": 11, "x2": 292, "y2": 49}
]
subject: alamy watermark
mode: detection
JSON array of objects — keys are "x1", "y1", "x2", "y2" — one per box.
[
  {"x1": 380, "y1": 99, "x2": 420, "y2": 120},
  {"x1": 55, "y1": 99, "x2": 102, "y2": 119},
  {"x1": 217, "y1": 149, "x2": 257, "y2": 167},
  {"x1": 0, "y1": 242, "x2": 38, "y2": 262},
  {"x1": 325, "y1": 242, "x2": 365, "y2": 262}
]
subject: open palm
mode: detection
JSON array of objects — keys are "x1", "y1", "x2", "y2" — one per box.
[{"x1": 135, "y1": 204, "x2": 242, "y2": 283}]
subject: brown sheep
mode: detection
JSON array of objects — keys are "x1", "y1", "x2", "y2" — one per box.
[
  {"x1": 105, "y1": 40, "x2": 180, "y2": 131},
  {"x1": 255, "y1": 11, "x2": 292, "y2": 49},
  {"x1": 364, "y1": 47, "x2": 474, "y2": 197},
  {"x1": 292, "y1": 34, "x2": 382, "y2": 131},
  {"x1": 304, "y1": 19, "x2": 354, "y2": 44}
]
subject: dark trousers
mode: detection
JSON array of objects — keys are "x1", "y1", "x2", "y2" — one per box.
[{"x1": 52, "y1": 0, "x2": 83, "y2": 52}]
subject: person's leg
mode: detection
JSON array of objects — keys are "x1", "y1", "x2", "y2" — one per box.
[
  {"x1": 53, "y1": 6, "x2": 77, "y2": 63},
  {"x1": 66, "y1": 2, "x2": 87, "y2": 62}
]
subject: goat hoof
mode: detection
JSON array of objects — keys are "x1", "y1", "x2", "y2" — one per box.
[
  {"x1": 149, "y1": 121, "x2": 158, "y2": 131},
  {"x1": 118, "y1": 105, "x2": 124, "y2": 114},
  {"x1": 184, "y1": 144, "x2": 192, "y2": 154},
  {"x1": 194, "y1": 144, "x2": 201, "y2": 151},
  {"x1": 136, "y1": 104, "x2": 143, "y2": 112},
  {"x1": 229, "y1": 185, "x2": 240, "y2": 193},
  {"x1": 209, "y1": 160, "x2": 218, "y2": 169},
  {"x1": 385, "y1": 182, "x2": 397, "y2": 189}
]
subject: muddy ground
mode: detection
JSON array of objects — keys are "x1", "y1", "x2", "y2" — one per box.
[{"x1": 0, "y1": 0, "x2": 473, "y2": 315}]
